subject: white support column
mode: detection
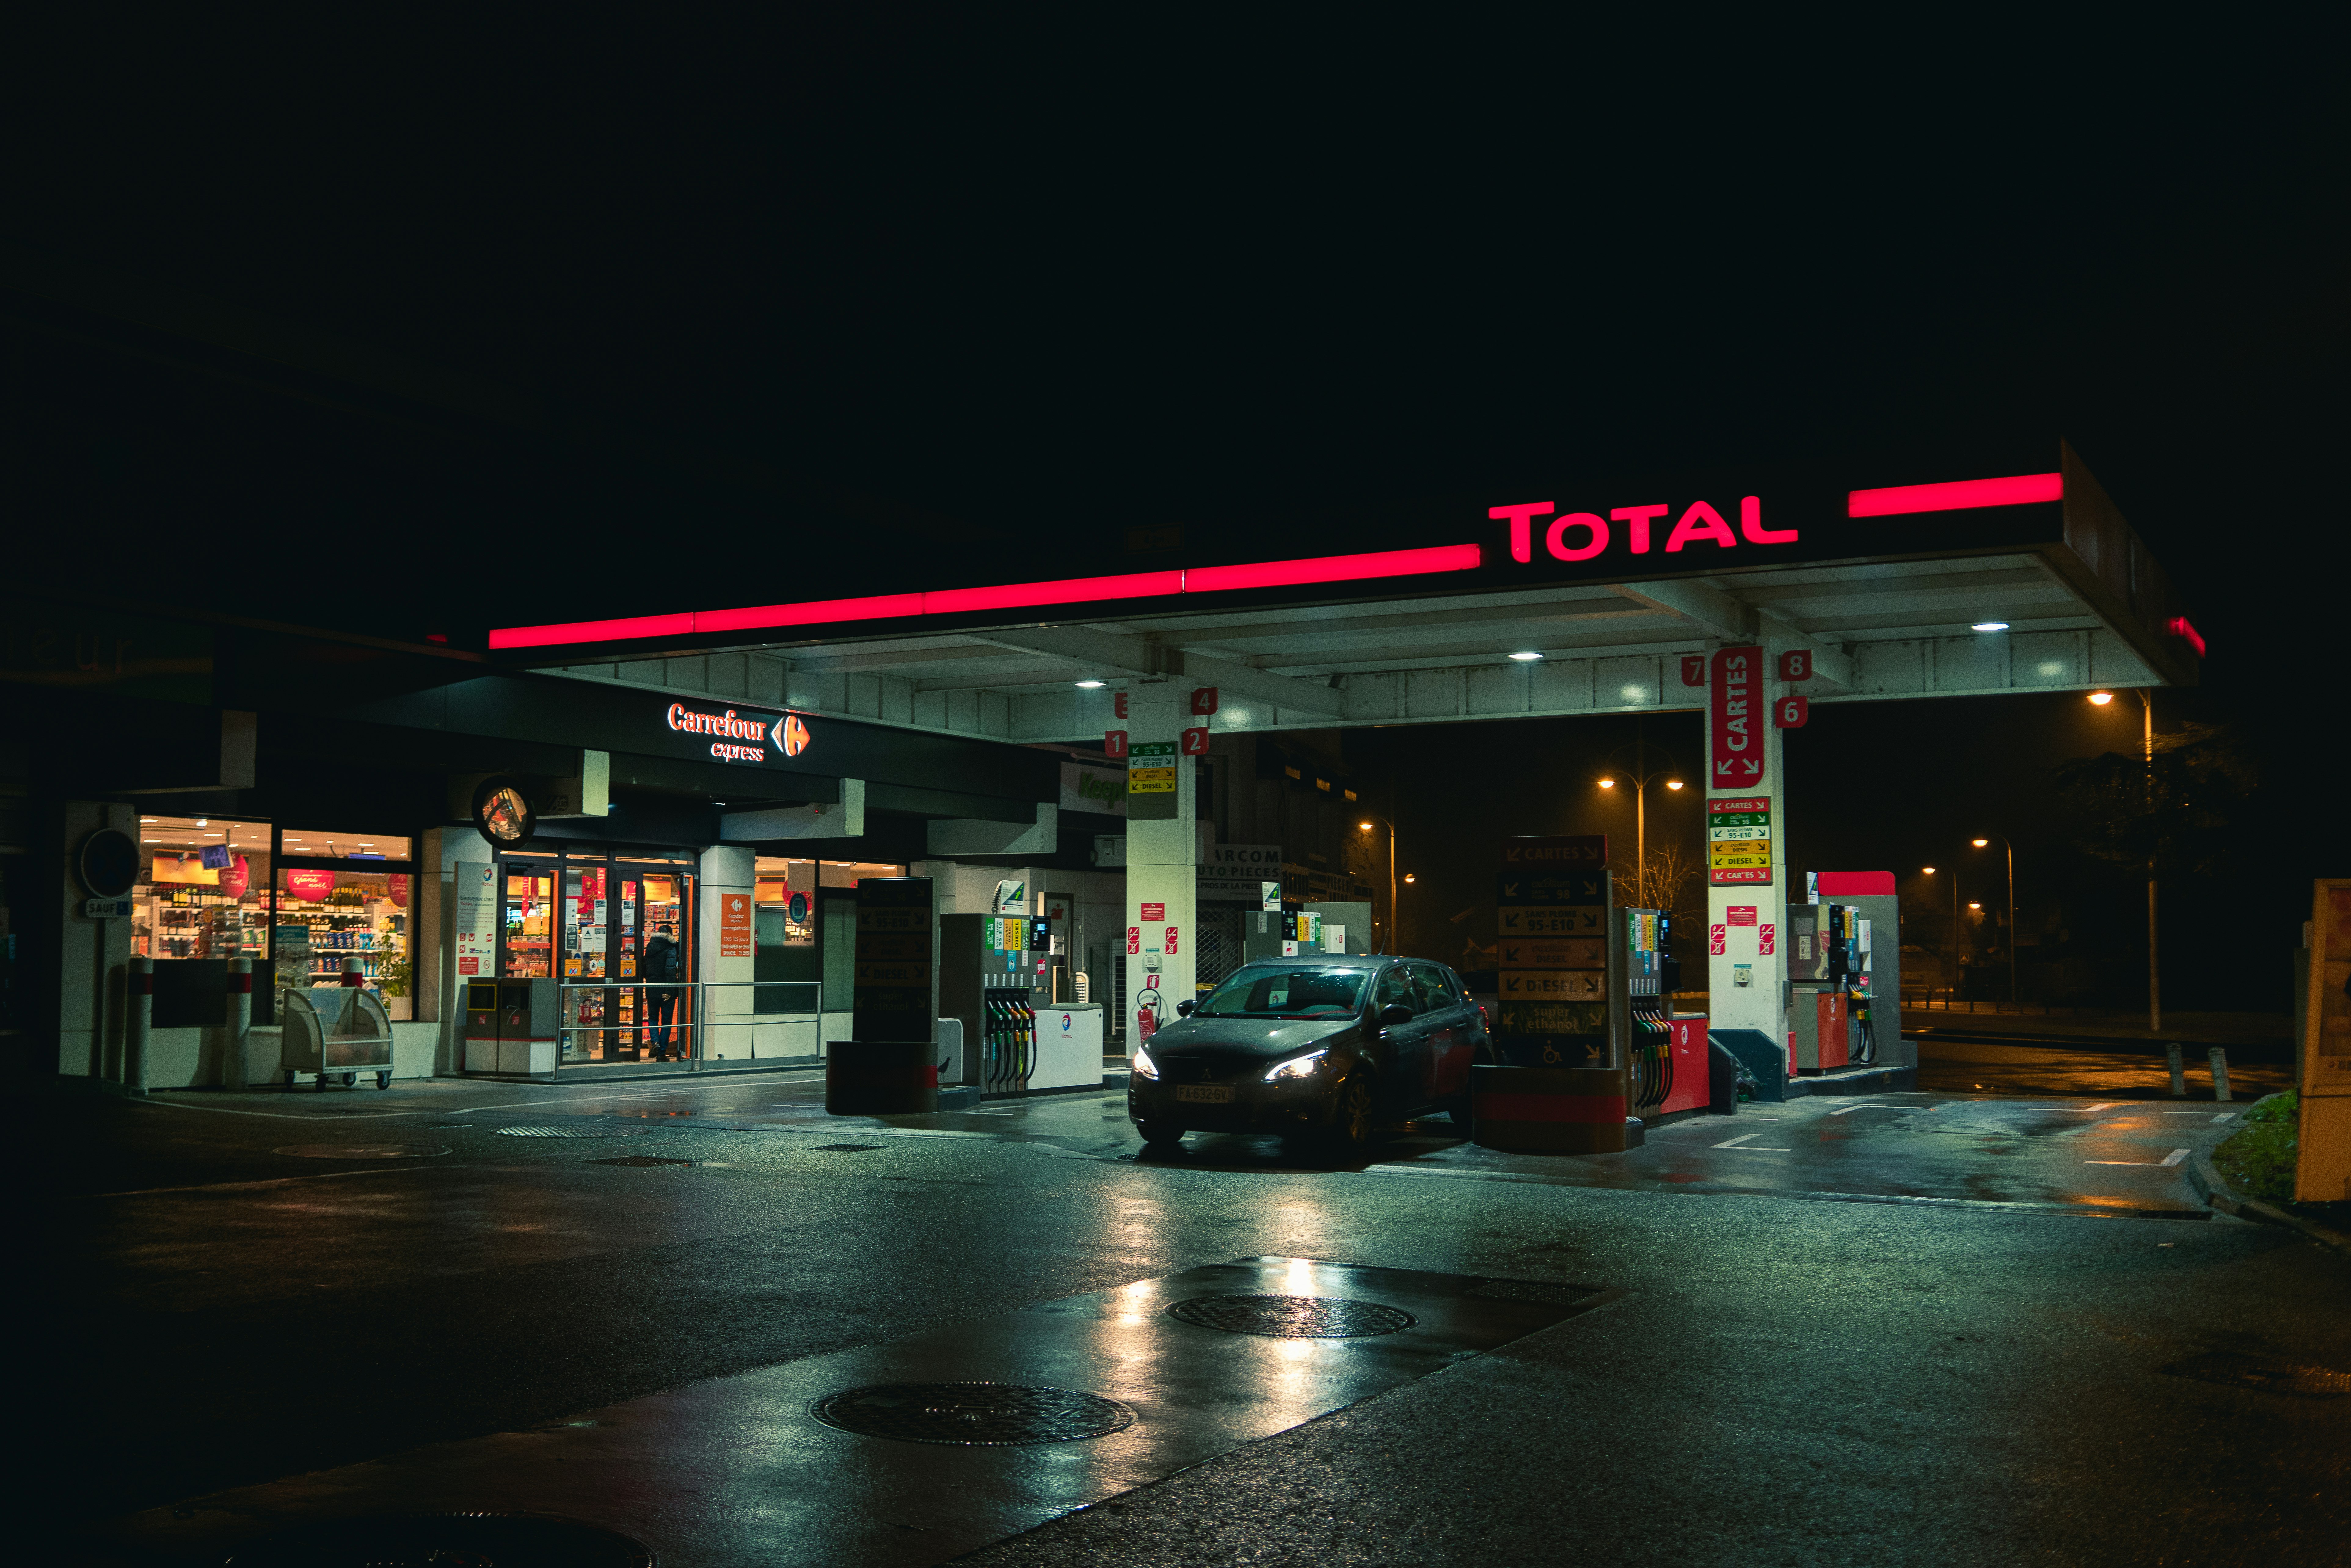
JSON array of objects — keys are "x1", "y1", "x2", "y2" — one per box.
[
  {"x1": 1123, "y1": 682, "x2": 1199, "y2": 1039},
  {"x1": 1704, "y1": 646, "x2": 1789, "y2": 1060},
  {"x1": 699, "y1": 846, "x2": 756, "y2": 1061}
]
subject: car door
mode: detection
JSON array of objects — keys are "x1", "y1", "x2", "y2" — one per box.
[
  {"x1": 1368, "y1": 962, "x2": 1435, "y2": 1114},
  {"x1": 1414, "y1": 962, "x2": 1476, "y2": 1104}
]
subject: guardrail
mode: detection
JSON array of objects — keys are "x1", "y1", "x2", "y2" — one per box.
[{"x1": 550, "y1": 980, "x2": 825, "y2": 1075}]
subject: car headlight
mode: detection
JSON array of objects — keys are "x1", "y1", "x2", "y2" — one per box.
[
  {"x1": 1131, "y1": 1044, "x2": 1160, "y2": 1081},
  {"x1": 1262, "y1": 1047, "x2": 1330, "y2": 1082}
]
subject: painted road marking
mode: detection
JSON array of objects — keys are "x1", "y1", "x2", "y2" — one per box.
[
  {"x1": 2086, "y1": 1104, "x2": 2119, "y2": 1111},
  {"x1": 1713, "y1": 1133, "x2": 1792, "y2": 1151},
  {"x1": 2086, "y1": 1148, "x2": 2193, "y2": 1167},
  {"x1": 2163, "y1": 1111, "x2": 2235, "y2": 1122}
]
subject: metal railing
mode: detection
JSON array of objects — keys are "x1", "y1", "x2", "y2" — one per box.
[{"x1": 549, "y1": 980, "x2": 827, "y2": 1076}]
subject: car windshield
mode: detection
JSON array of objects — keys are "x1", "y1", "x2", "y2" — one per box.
[{"x1": 1194, "y1": 964, "x2": 1370, "y2": 1018}]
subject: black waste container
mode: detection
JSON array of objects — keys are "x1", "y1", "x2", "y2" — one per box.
[{"x1": 825, "y1": 1040, "x2": 940, "y2": 1115}]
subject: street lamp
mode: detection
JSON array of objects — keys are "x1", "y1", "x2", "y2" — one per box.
[
  {"x1": 1922, "y1": 865, "x2": 1960, "y2": 1002},
  {"x1": 1594, "y1": 736, "x2": 1687, "y2": 909},
  {"x1": 2088, "y1": 687, "x2": 2160, "y2": 1030},
  {"x1": 1970, "y1": 834, "x2": 2018, "y2": 1006},
  {"x1": 1355, "y1": 813, "x2": 1399, "y2": 954}
]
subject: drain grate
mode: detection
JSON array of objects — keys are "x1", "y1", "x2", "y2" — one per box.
[
  {"x1": 2163, "y1": 1351, "x2": 2350, "y2": 1399},
  {"x1": 271, "y1": 1144, "x2": 448, "y2": 1160},
  {"x1": 590, "y1": 1155, "x2": 694, "y2": 1167},
  {"x1": 493, "y1": 1125, "x2": 648, "y2": 1139},
  {"x1": 810, "y1": 1382, "x2": 1136, "y2": 1445},
  {"x1": 1468, "y1": 1279, "x2": 1604, "y2": 1306},
  {"x1": 1166, "y1": 1294, "x2": 1417, "y2": 1338},
  {"x1": 222, "y1": 1509, "x2": 651, "y2": 1566},
  {"x1": 813, "y1": 1143, "x2": 887, "y2": 1152}
]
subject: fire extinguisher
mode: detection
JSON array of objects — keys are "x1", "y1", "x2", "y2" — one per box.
[{"x1": 1136, "y1": 988, "x2": 1163, "y2": 1041}]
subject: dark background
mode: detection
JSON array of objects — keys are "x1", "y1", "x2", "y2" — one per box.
[{"x1": 2, "y1": 12, "x2": 2338, "y2": 1012}]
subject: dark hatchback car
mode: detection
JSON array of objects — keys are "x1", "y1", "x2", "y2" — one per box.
[{"x1": 1127, "y1": 954, "x2": 1491, "y2": 1153}]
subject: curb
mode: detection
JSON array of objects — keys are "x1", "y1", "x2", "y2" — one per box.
[{"x1": 2184, "y1": 1107, "x2": 2351, "y2": 1256}]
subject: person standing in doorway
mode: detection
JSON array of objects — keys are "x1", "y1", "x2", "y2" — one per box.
[{"x1": 645, "y1": 923, "x2": 684, "y2": 1059}]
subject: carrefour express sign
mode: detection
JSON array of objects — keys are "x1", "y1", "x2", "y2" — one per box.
[{"x1": 664, "y1": 701, "x2": 812, "y2": 766}]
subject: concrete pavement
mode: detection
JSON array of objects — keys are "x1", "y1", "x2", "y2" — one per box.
[{"x1": 37, "y1": 1067, "x2": 2350, "y2": 1566}]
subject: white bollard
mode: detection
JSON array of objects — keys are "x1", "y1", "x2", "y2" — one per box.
[
  {"x1": 2208, "y1": 1046, "x2": 2232, "y2": 1104},
  {"x1": 225, "y1": 957, "x2": 253, "y2": 1092},
  {"x1": 127, "y1": 954, "x2": 152, "y2": 1096}
]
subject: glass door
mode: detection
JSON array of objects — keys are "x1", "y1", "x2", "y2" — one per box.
[{"x1": 636, "y1": 866, "x2": 692, "y2": 1058}]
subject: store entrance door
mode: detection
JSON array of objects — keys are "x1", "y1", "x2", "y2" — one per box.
[{"x1": 557, "y1": 854, "x2": 696, "y2": 1066}]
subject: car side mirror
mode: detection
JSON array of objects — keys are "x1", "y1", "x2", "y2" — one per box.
[
  {"x1": 1378, "y1": 1003, "x2": 1414, "y2": 1027},
  {"x1": 1176, "y1": 1000, "x2": 1195, "y2": 1017}
]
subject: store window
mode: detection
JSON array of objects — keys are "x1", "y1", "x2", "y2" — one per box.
[
  {"x1": 275, "y1": 856, "x2": 417, "y2": 1019},
  {"x1": 133, "y1": 815, "x2": 271, "y2": 965},
  {"x1": 753, "y1": 858, "x2": 818, "y2": 1013},
  {"x1": 499, "y1": 853, "x2": 557, "y2": 977},
  {"x1": 280, "y1": 830, "x2": 414, "y2": 860}
]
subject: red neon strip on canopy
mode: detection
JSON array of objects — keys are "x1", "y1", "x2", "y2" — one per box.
[
  {"x1": 2165, "y1": 616, "x2": 2206, "y2": 659},
  {"x1": 1183, "y1": 543, "x2": 1483, "y2": 593},
  {"x1": 487, "y1": 543, "x2": 1484, "y2": 649},
  {"x1": 922, "y1": 571, "x2": 1184, "y2": 615},
  {"x1": 695, "y1": 594, "x2": 925, "y2": 634},
  {"x1": 1846, "y1": 473, "x2": 2063, "y2": 517},
  {"x1": 488, "y1": 611, "x2": 694, "y2": 649}
]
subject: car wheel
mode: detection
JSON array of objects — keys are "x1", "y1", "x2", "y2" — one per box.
[
  {"x1": 1331, "y1": 1075, "x2": 1376, "y2": 1153},
  {"x1": 1138, "y1": 1120, "x2": 1186, "y2": 1149}
]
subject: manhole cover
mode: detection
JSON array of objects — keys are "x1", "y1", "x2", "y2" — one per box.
[
  {"x1": 271, "y1": 1144, "x2": 449, "y2": 1160},
  {"x1": 810, "y1": 1382, "x2": 1135, "y2": 1445},
  {"x1": 1468, "y1": 1279, "x2": 1603, "y2": 1306},
  {"x1": 2163, "y1": 1352, "x2": 2350, "y2": 1399},
  {"x1": 493, "y1": 1125, "x2": 648, "y2": 1139},
  {"x1": 814, "y1": 1143, "x2": 886, "y2": 1152},
  {"x1": 589, "y1": 1155, "x2": 695, "y2": 1167},
  {"x1": 222, "y1": 1510, "x2": 651, "y2": 1566},
  {"x1": 1165, "y1": 1294, "x2": 1417, "y2": 1338}
]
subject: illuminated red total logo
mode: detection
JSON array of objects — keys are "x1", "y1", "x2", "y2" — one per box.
[
  {"x1": 1490, "y1": 497, "x2": 1797, "y2": 563},
  {"x1": 781, "y1": 714, "x2": 812, "y2": 757}
]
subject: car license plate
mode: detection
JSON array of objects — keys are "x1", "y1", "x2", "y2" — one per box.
[{"x1": 1174, "y1": 1085, "x2": 1234, "y2": 1104}]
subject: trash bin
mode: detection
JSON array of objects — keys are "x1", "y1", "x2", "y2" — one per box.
[
  {"x1": 825, "y1": 1039, "x2": 939, "y2": 1115},
  {"x1": 1470, "y1": 1064, "x2": 1642, "y2": 1153}
]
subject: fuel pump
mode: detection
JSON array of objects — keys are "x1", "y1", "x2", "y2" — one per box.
[
  {"x1": 1620, "y1": 908, "x2": 1674, "y2": 1113},
  {"x1": 1789, "y1": 902, "x2": 1852, "y2": 1073},
  {"x1": 1848, "y1": 915, "x2": 1876, "y2": 1064}
]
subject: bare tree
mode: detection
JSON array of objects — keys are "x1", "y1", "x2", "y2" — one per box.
[{"x1": 1612, "y1": 841, "x2": 1702, "y2": 923}]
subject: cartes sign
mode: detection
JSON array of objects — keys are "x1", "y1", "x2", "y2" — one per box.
[{"x1": 1709, "y1": 646, "x2": 1764, "y2": 787}]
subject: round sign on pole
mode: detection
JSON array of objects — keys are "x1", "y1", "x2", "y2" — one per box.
[
  {"x1": 77, "y1": 828, "x2": 140, "y2": 899},
  {"x1": 788, "y1": 892, "x2": 810, "y2": 925}
]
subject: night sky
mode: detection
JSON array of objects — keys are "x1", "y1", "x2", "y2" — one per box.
[{"x1": 4, "y1": 14, "x2": 2339, "y2": 1008}]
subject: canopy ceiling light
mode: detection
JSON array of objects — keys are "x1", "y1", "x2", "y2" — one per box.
[
  {"x1": 1073, "y1": 679, "x2": 1106, "y2": 689},
  {"x1": 1971, "y1": 621, "x2": 2010, "y2": 632},
  {"x1": 2087, "y1": 691, "x2": 2114, "y2": 705},
  {"x1": 1507, "y1": 651, "x2": 1544, "y2": 661}
]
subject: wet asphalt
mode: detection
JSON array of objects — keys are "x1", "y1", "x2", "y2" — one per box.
[{"x1": 34, "y1": 1054, "x2": 2351, "y2": 1566}]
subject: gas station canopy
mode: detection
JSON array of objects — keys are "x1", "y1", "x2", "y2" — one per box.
[{"x1": 503, "y1": 440, "x2": 2199, "y2": 742}]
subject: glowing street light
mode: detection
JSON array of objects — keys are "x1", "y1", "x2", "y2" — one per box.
[{"x1": 2087, "y1": 691, "x2": 2114, "y2": 705}]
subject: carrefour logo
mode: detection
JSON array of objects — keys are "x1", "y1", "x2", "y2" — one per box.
[{"x1": 666, "y1": 703, "x2": 812, "y2": 766}]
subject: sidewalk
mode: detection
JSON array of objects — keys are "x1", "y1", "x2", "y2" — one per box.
[{"x1": 1900, "y1": 1007, "x2": 2292, "y2": 1050}]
